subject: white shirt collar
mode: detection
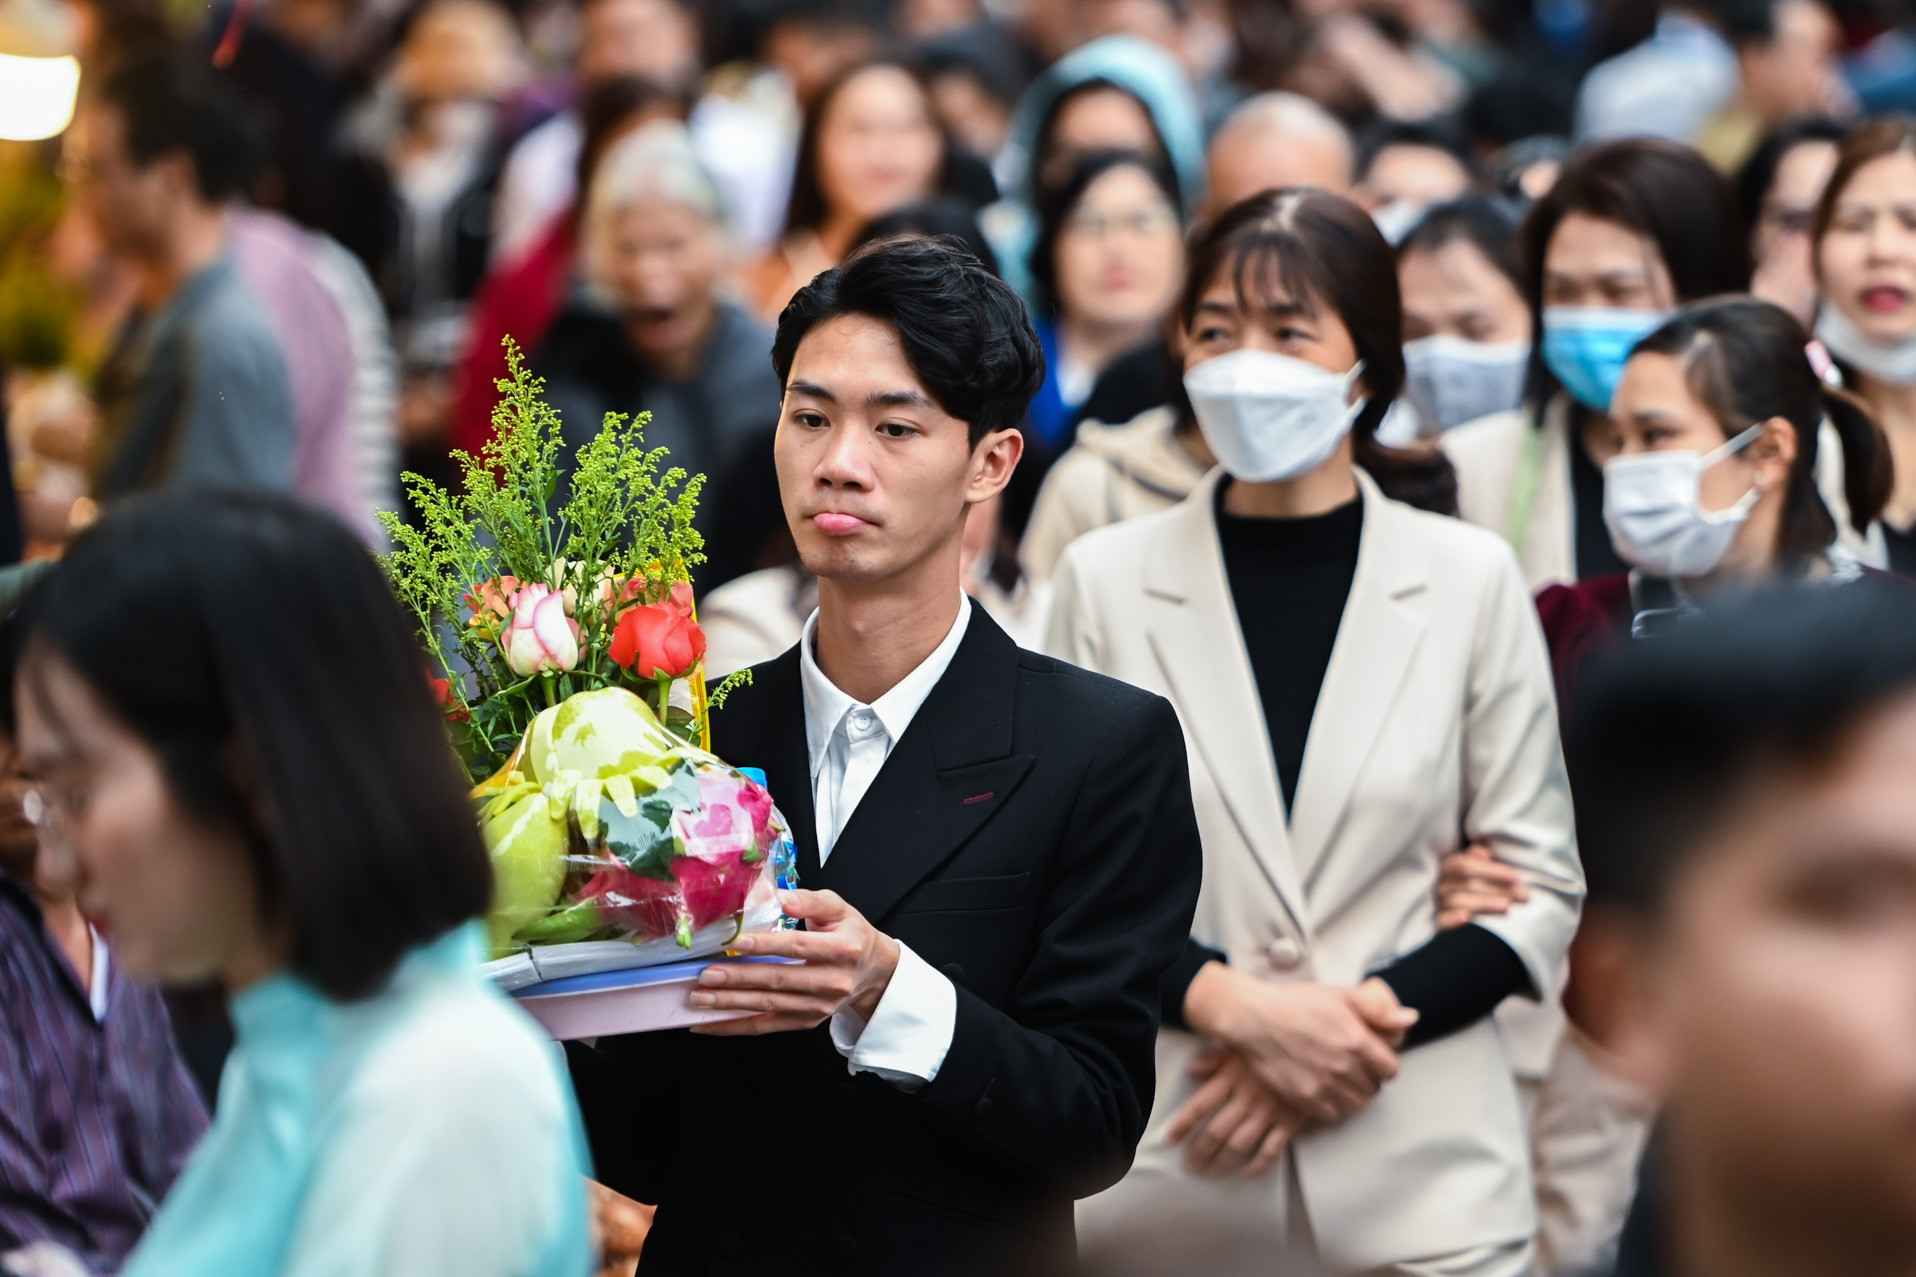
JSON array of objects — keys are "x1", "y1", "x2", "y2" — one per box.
[{"x1": 799, "y1": 595, "x2": 973, "y2": 778}]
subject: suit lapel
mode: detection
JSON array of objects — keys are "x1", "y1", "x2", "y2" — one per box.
[
  {"x1": 1287, "y1": 471, "x2": 1428, "y2": 887},
  {"x1": 1142, "y1": 474, "x2": 1311, "y2": 937},
  {"x1": 812, "y1": 609, "x2": 1036, "y2": 922}
]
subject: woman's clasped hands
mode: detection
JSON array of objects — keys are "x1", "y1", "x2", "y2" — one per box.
[{"x1": 1168, "y1": 964, "x2": 1418, "y2": 1179}]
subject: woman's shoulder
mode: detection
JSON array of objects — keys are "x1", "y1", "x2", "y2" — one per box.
[
  {"x1": 1439, "y1": 408, "x2": 1533, "y2": 471},
  {"x1": 1054, "y1": 486, "x2": 1206, "y2": 582}
]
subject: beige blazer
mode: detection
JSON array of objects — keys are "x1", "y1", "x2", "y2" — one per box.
[
  {"x1": 1050, "y1": 469, "x2": 1584, "y2": 1270},
  {"x1": 1443, "y1": 399, "x2": 1576, "y2": 591}
]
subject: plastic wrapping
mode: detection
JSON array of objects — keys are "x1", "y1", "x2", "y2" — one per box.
[{"x1": 476, "y1": 687, "x2": 793, "y2": 980}]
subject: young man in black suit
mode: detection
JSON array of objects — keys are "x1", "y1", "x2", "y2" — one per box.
[{"x1": 566, "y1": 237, "x2": 1204, "y2": 1274}]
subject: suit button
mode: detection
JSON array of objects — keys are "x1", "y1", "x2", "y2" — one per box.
[
  {"x1": 1265, "y1": 938, "x2": 1304, "y2": 971},
  {"x1": 827, "y1": 1233, "x2": 859, "y2": 1265},
  {"x1": 942, "y1": 962, "x2": 966, "y2": 983},
  {"x1": 973, "y1": 1096, "x2": 995, "y2": 1119},
  {"x1": 713, "y1": 1231, "x2": 744, "y2": 1258}
]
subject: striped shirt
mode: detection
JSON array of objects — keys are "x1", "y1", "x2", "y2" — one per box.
[{"x1": 0, "y1": 872, "x2": 207, "y2": 1273}]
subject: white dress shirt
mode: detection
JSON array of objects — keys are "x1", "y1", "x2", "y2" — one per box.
[{"x1": 798, "y1": 597, "x2": 970, "y2": 1088}]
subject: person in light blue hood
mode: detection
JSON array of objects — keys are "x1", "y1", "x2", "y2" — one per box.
[{"x1": 981, "y1": 35, "x2": 1206, "y2": 303}]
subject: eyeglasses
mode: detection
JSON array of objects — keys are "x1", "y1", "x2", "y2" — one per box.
[{"x1": 1062, "y1": 207, "x2": 1181, "y2": 241}]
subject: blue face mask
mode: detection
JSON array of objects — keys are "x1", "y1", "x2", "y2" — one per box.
[{"x1": 1541, "y1": 307, "x2": 1671, "y2": 412}]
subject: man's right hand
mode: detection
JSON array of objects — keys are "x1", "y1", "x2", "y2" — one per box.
[{"x1": 1183, "y1": 963, "x2": 1413, "y2": 1124}]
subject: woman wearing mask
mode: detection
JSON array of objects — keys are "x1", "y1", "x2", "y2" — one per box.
[
  {"x1": 983, "y1": 35, "x2": 1206, "y2": 303},
  {"x1": 1540, "y1": 296, "x2": 1894, "y2": 706},
  {"x1": 1054, "y1": 189, "x2": 1582, "y2": 1277},
  {"x1": 1444, "y1": 139, "x2": 1751, "y2": 589},
  {"x1": 744, "y1": 60, "x2": 952, "y2": 321},
  {"x1": 1396, "y1": 195, "x2": 1532, "y2": 436},
  {"x1": 9, "y1": 495, "x2": 592, "y2": 1276},
  {"x1": 1026, "y1": 152, "x2": 1187, "y2": 455},
  {"x1": 1811, "y1": 116, "x2": 1916, "y2": 575}
]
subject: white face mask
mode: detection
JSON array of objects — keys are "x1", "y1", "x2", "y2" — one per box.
[
  {"x1": 1813, "y1": 303, "x2": 1916, "y2": 387},
  {"x1": 1601, "y1": 425, "x2": 1764, "y2": 579},
  {"x1": 1402, "y1": 335, "x2": 1530, "y2": 434},
  {"x1": 1183, "y1": 349, "x2": 1366, "y2": 483}
]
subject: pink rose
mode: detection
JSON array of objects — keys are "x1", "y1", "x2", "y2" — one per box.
[{"x1": 499, "y1": 584, "x2": 581, "y2": 676}]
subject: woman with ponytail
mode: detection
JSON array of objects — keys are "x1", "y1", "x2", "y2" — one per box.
[
  {"x1": 1538, "y1": 295, "x2": 1897, "y2": 717},
  {"x1": 1811, "y1": 116, "x2": 1916, "y2": 575},
  {"x1": 1048, "y1": 189, "x2": 1582, "y2": 1277}
]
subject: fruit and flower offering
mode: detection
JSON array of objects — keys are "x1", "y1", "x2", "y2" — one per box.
[{"x1": 381, "y1": 342, "x2": 792, "y2": 967}]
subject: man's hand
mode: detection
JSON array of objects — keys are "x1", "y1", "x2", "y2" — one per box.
[
  {"x1": 1165, "y1": 1047, "x2": 1301, "y2": 1179},
  {"x1": 1435, "y1": 842, "x2": 1530, "y2": 929},
  {"x1": 587, "y1": 1179, "x2": 652, "y2": 1277},
  {"x1": 1183, "y1": 964, "x2": 1411, "y2": 1123},
  {"x1": 688, "y1": 889, "x2": 900, "y2": 1035}
]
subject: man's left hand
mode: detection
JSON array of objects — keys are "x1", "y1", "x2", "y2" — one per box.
[{"x1": 688, "y1": 889, "x2": 900, "y2": 1035}]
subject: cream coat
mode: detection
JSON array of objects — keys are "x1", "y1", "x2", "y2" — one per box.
[
  {"x1": 1442, "y1": 400, "x2": 1576, "y2": 591},
  {"x1": 1051, "y1": 470, "x2": 1584, "y2": 1271},
  {"x1": 1021, "y1": 407, "x2": 1213, "y2": 580}
]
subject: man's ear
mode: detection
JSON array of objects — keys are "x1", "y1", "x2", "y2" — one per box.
[{"x1": 967, "y1": 427, "x2": 1025, "y2": 503}]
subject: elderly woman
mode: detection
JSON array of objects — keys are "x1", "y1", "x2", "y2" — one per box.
[{"x1": 533, "y1": 122, "x2": 780, "y2": 495}]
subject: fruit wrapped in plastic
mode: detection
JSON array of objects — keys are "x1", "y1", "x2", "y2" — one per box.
[{"x1": 477, "y1": 687, "x2": 790, "y2": 964}]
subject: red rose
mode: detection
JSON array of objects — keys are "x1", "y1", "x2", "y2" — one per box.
[
  {"x1": 610, "y1": 583, "x2": 706, "y2": 678},
  {"x1": 429, "y1": 675, "x2": 470, "y2": 722}
]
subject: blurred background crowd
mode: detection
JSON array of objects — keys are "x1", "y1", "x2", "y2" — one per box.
[{"x1": 0, "y1": 0, "x2": 1906, "y2": 608}]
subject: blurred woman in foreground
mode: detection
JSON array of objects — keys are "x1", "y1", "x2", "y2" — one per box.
[{"x1": 9, "y1": 494, "x2": 591, "y2": 1277}]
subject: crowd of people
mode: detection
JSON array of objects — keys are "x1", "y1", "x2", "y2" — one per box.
[{"x1": 5, "y1": 0, "x2": 1916, "y2": 1269}]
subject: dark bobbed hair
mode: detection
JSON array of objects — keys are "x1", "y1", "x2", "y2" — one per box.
[
  {"x1": 14, "y1": 493, "x2": 491, "y2": 1001},
  {"x1": 1631, "y1": 297, "x2": 1892, "y2": 570},
  {"x1": 1397, "y1": 193, "x2": 1526, "y2": 292},
  {"x1": 851, "y1": 196, "x2": 1001, "y2": 275},
  {"x1": 781, "y1": 58, "x2": 955, "y2": 238},
  {"x1": 98, "y1": 52, "x2": 264, "y2": 202},
  {"x1": 1181, "y1": 188, "x2": 1459, "y2": 514},
  {"x1": 1521, "y1": 139, "x2": 1751, "y2": 409},
  {"x1": 772, "y1": 235, "x2": 1046, "y2": 448},
  {"x1": 1572, "y1": 580, "x2": 1916, "y2": 911},
  {"x1": 1029, "y1": 149, "x2": 1182, "y2": 315},
  {"x1": 1033, "y1": 78, "x2": 1168, "y2": 200},
  {"x1": 1734, "y1": 116, "x2": 1846, "y2": 237}
]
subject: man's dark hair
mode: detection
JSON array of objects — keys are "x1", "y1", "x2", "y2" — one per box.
[
  {"x1": 1572, "y1": 582, "x2": 1916, "y2": 913},
  {"x1": 771, "y1": 235, "x2": 1046, "y2": 448},
  {"x1": 13, "y1": 492, "x2": 491, "y2": 1000},
  {"x1": 98, "y1": 53, "x2": 264, "y2": 203}
]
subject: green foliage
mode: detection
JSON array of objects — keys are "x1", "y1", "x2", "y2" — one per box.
[{"x1": 380, "y1": 340, "x2": 711, "y2": 781}]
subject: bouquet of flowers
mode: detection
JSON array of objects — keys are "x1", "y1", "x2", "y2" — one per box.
[{"x1": 382, "y1": 342, "x2": 794, "y2": 978}]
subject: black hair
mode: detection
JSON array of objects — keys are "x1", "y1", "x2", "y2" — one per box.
[
  {"x1": 1571, "y1": 580, "x2": 1916, "y2": 911},
  {"x1": 852, "y1": 197, "x2": 1002, "y2": 274},
  {"x1": 1028, "y1": 149, "x2": 1182, "y2": 315},
  {"x1": 1181, "y1": 188, "x2": 1459, "y2": 514},
  {"x1": 781, "y1": 58, "x2": 957, "y2": 238},
  {"x1": 1397, "y1": 193, "x2": 1526, "y2": 292},
  {"x1": 1734, "y1": 116, "x2": 1845, "y2": 236},
  {"x1": 1355, "y1": 118, "x2": 1477, "y2": 186},
  {"x1": 1631, "y1": 297, "x2": 1892, "y2": 569},
  {"x1": 97, "y1": 52, "x2": 264, "y2": 203},
  {"x1": 772, "y1": 235, "x2": 1045, "y2": 448},
  {"x1": 1521, "y1": 138, "x2": 1751, "y2": 409},
  {"x1": 1031, "y1": 78, "x2": 1167, "y2": 199},
  {"x1": 13, "y1": 493, "x2": 491, "y2": 1001}
]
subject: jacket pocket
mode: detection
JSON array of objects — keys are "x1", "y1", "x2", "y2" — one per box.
[{"x1": 890, "y1": 871, "x2": 1031, "y2": 915}]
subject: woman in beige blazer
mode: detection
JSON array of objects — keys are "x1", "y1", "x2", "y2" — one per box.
[{"x1": 1053, "y1": 190, "x2": 1584, "y2": 1277}]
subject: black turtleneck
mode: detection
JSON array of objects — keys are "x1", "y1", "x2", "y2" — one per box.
[{"x1": 1160, "y1": 482, "x2": 1532, "y2": 1048}]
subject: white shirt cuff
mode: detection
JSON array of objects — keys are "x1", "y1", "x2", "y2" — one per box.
[{"x1": 828, "y1": 941, "x2": 956, "y2": 1089}]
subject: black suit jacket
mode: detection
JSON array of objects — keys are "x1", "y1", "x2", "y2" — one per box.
[{"x1": 567, "y1": 608, "x2": 1202, "y2": 1276}]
